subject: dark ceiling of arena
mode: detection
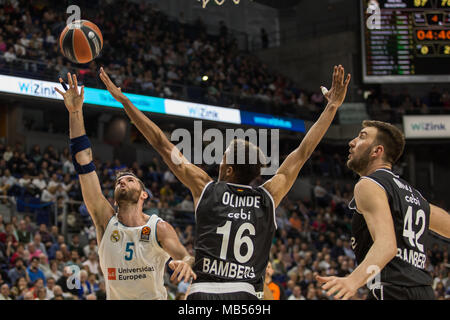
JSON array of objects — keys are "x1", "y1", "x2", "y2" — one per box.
[{"x1": 253, "y1": 0, "x2": 302, "y2": 9}]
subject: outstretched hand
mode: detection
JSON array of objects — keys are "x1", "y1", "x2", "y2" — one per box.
[
  {"x1": 55, "y1": 73, "x2": 84, "y2": 112},
  {"x1": 99, "y1": 67, "x2": 128, "y2": 104},
  {"x1": 168, "y1": 259, "x2": 197, "y2": 283},
  {"x1": 321, "y1": 65, "x2": 351, "y2": 108},
  {"x1": 316, "y1": 275, "x2": 358, "y2": 300}
]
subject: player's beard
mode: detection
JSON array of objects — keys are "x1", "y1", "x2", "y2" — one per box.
[
  {"x1": 347, "y1": 144, "x2": 373, "y2": 175},
  {"x1": 114, "y1": 187, "x2": 141, "y2": 206}
]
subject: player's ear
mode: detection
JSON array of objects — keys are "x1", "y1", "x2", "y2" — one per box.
[
  {"x1": 373, "y1": 144, "x2": 384, "y2": 157},
  {"x1": 226, "y1": 165, "x2": 233, "y2": 177}
]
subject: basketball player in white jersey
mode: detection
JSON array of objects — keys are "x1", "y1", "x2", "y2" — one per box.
[{"x1": 55, "y1": 73, "x2": 196, "y2": 300}]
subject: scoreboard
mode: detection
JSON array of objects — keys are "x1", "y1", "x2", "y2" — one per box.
[{"x1": 361, "y1": 0, "x2": 450, "y2": 83}]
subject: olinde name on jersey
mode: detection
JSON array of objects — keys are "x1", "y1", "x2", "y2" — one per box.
[
  {"x1": 192, "y1": 181, "x2": 277, "y2": 298},
  {"x1": 349, "y1": 169, "x2": 432, "y2": 287},
  {"x1": 98, "y1": 214, "x2": 170, "y2": 300}
]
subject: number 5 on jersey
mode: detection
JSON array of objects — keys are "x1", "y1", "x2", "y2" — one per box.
[{"x1": 125, "y1": 242, "x2": 135, "y2": 261}]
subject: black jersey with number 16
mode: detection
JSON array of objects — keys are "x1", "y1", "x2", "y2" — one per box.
[
  {"x1": 192, "y1": 181, "x2": 277, "y2": 297},
  {"x1": 349, "y1": 169, "x2": 432, "y2": 287}
]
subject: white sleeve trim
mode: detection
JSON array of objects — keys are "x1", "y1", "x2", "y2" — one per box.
[
  {"x1": 360, "y1": 176, "x2": 387, "y2": 193},
  {"x1": 98, "y1": 215, "x2": 116, "y2": 252},
  {"x1": 150, "y1": 215, "x2": 165, "y2": 252},
  {"x1": 259, "y1": 185, "x2": 278, "y2": 230},
  {"x1": 195, "y1": 181, "x2": 214, "y2": 221}
]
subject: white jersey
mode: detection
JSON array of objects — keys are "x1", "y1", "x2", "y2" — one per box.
[{"x1": 98, "y1": 214, "x2": 170, "y2": 300}]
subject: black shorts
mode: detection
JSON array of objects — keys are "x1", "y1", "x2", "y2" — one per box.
[
  {"x1": 186, "y1": 291, "x2": 259, "y2": 300},
  {"x1": 367, "y1": 284, "x2": 435, "y2": 300}
]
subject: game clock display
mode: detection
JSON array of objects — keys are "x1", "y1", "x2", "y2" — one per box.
[{"x1": 361, "y1": 0, "x2": 450, "y2": 83}]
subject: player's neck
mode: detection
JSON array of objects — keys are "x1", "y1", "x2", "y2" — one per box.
[
  {"x1": 117, "y1": 203, "x2": 147, "y2": 227},
  {"x1": 360, "y1": 161, "x2": 392, "y2": 177}
]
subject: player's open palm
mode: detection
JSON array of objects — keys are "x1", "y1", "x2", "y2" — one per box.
[
  {"x1": 55, "y1": 73, "x2": 84, "y2": 112},
  {"x1": 169, "y1": 260, "x2": 197, "y2": 283},
  {"x1": 99, "y1": 67, "x2": 128, "y2": 104},
  {"x1": 322, "y1": 65, "x2": 351, "y2": 108}
]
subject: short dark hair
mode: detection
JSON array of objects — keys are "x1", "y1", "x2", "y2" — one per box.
[
  {"x1": 225, "y1": 139, "x2": 266, "y2": 185},
  {"x1": 362, "y1": 120, "x2": 405, "y2": 164}
]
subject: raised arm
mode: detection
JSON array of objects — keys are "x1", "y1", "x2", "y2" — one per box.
[
  {"x1": 99, "y1": 68, "x2": 212, "y2": 206},
  {"x1": 55, "y1": 73, "x2": 114, "y2": 243},
  {"x1": 429, "y1": 204, "x2": 450, "y2": 238},
  {"x1": 263, "y1": 65, "x2": 351, "y2": 208}
]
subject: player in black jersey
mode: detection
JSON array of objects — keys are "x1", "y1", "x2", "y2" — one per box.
[
  {"x1": 317, "y1": 120, "x2": 450, "y2": 300},
  {"x1": 99, "y1": 65, "x2": 351, "y2": 299}
]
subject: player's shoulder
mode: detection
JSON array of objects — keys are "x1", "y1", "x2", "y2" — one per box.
[{"x1": 354, "y1": 176, "x2": 387, "y2": 200}]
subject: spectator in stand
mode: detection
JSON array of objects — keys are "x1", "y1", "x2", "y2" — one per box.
[
  {"x1": 32, "y1": 173, "x2": 47, "y2": 194},
  {"x1": 69, "y1": 234, "x2": 84, "y2": 258},
  {"x1": 77, "y1": 269, "x2": 93, "y2": 300},
  {"x1": 15, "y1": 219, "x2": 32, "y2": 244},
  {"x1": 38, "y1": 224, "x2": 52, "y2": 245},
  {"x1": 32, "y1": 233, "x2": 47, "y2": 255},
  {"x1": 0, "y1": 169, "x2": 17, "y2": 198},
  {"x1": 35, "y1": 286, "x2": 47, "y2": 300},
  {"x1": 56, "y1": 265, "x2": 77, "y2": 297},
  {"x1": 0, "y1": 223, "x2": 18, "y2": 245},
  {"x1": 82, "y1": 251, "x2": 99, "y2": 275},
  {"x1": 38, "y1": 253, "x2": 51, "y2": 277},
  {"x1": 27, "y1": 256, "x2": 46, "y2": 285},
  {"x1": 47, "y1": 259, "x2": 62, "y2": 281},
  {"x1": 8, "y1": 257, "x2": 29, "y2": 285},
  {"x1": 313, "y1": 179, "x2": 329, "y2": 208},
  {"x1": 177, "y1": 194, "x2": 194, "y2": 211},
  {"x1": 0, "y1": 283, "x2": 12, "y2": 300},
  {"x1": 96, "y1": 280, "x2": 107, "y2": 300},
  {"x1": 48, "y1": 234, "x2": 64, "y2": 260},
  {"x1": 288, "y1": 211, "x2": 302, "y2": 236},
  {"x1": 9, "y1": 242, "x2": 28, "y2": 267},
  {"x1": 27, "y1": 242, "x2": 43, "y2": 261},
  {"x1": 50, "y1": 285, "x2": 66, "y2": 300},
  {"x1": 288, "y1": 285, "x2": 305, "y2": 300},
  {"x1": 87, "y1": 273, "x2": 99, "y2": 292},
  {"x1": 83, "y1": 238, "x2": 98, "y2": 258},
  {"x1": 49, "y1": 225, "x2": 59, "y2": 243},
  {"x1": 265, "y1": 261, "x2": 286, "y2": 300},
  {"x1": 11, "y1": 276, "x2": 28, "y2": 300}
]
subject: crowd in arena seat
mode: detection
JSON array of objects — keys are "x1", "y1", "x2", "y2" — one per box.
[
  {"x1": 365, "y1": 87, "x2": 450, "y2": 124},
  {"x1": 1, "y1": 1, "x2": 449, "y2": 124},
  {"x1": 0, "y1": 0, "x2": 331, "y2": 121},
  {"x1": 0, "y1": 141, "x2": 449, "y2": 300}
]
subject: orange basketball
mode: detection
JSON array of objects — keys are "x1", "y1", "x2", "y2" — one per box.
[{"x1": 59, "y1": 19, "x2": 103, "y2": 64}]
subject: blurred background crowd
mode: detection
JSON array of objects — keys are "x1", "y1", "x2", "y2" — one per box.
[{"x1": 0, "y1": 0, "x2": 449, "y2": 123}]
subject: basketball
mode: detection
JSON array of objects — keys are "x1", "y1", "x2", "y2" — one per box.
[{"x1": 59, "y1": 19, "x2": 103, "y2": 64}]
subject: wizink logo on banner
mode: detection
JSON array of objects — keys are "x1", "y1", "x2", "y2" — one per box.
[
  {"x1": 410, "y1": 122, "x2": 446, "y2": 131},
  {"x1": 170, "y1": 121, "x2": 279, "y2": 175},
  {"x1": 403, "y1": 115, "x2": 450, "y2": 139},
  {"x1": 188, "y1": 106, "x2": 219, "y2": 121},
  {"x1": 18, "y1": 79, "x2": 59, "y2": 98}
]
